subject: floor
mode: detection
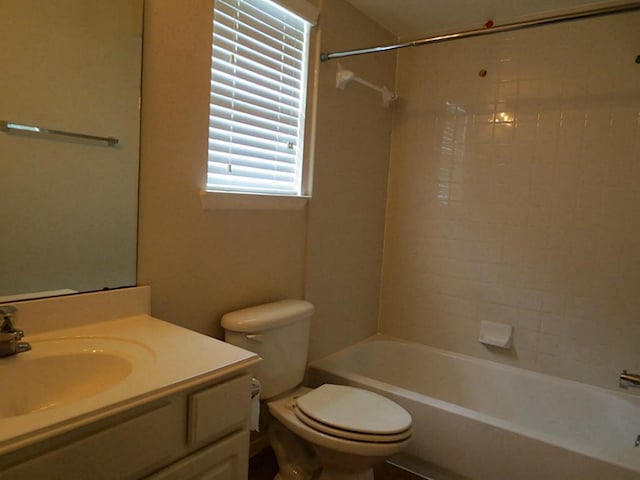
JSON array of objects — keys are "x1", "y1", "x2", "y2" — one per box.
[{"x1": 248, "y1": 448, "x2": 425, "y2": 480}]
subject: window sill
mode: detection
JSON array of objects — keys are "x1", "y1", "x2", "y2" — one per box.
[{"x1": 200, "y1": 190, "x2": 309, "y2": 211}]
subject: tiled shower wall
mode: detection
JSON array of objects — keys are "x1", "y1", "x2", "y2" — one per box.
[{"x1": 380, "y1": 12, "x2": 640, "y2": 389}]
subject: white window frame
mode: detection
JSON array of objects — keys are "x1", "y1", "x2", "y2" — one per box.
[{"x1": 202, "y1": 0, "x2": 318, "y2": 211}]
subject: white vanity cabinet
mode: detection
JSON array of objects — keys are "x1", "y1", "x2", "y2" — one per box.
[{"x1": 0, "y1": 373, "x2": 252, "y2": 480}]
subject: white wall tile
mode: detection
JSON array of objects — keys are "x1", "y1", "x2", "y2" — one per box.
[{"x1": 380, "y1": 11, "x2": 640, "y2": 389}]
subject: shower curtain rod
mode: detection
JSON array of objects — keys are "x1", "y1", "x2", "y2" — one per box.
[{"x1": 320, "y1": 2, "x2": 640, "y2": 62}]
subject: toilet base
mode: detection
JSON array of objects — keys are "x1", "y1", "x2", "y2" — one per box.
[
  {"x1": 270, "y1": 419, "x2": 321, "y2": 480},
  {"x1": 313, "y1": 444, "x2": 386, "y2": 480},
  {"x1": 269, "y1": 417, "x2": 396, "y2": 480}
]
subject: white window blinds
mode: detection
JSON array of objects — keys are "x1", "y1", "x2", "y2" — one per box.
[{"x1": 208, "y1": 0, "x2": 311, "y2": 196}]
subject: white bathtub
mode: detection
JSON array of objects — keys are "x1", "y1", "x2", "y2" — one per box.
[{"x1": 307, "y1": 336, "x2": 640, "y2": 480}]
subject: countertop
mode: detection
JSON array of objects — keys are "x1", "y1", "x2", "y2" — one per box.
[{"x1": 0, "y1": 314, "x2": 260, "y2": 455}]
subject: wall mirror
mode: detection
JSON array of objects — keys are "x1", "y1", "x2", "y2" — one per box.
[{"x1": 0, "y1": 0, "x2": 143, "y2": 302}]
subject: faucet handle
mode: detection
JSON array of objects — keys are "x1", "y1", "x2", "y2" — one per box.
[{"x1": 0, "y1": 305, "x2": 18, "y2": 332}]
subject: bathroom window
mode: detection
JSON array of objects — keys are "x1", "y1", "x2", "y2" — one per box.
[{"x1": 205, "y1": 0, "x2": 314, "y2": 208}]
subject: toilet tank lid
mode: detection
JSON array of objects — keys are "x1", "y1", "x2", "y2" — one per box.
[{"x1": 221, "y1": 299, "x2": 314, "y2": 333}]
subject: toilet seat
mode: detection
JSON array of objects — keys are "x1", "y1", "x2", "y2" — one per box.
[
  {"x1": 293, "y1": 384, "x2": 412, "y2": 443},
  {"x1": 268, "y1": 387, "x2": 413, "y2": 458},
  {"x1": 294, "y1": 406, "x2": 411, "y2": 443}
]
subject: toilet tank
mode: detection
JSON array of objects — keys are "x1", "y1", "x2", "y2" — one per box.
[{"x1": 221, "y1": 299, "x2": 314, "y2": 399}]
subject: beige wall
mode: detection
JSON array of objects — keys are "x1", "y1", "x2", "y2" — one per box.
[
  {"x1": 138, "y1": 0, "x2": 395, "y2": 354},
  {"x1": 380, "y1": 12, "x2": 640, "y2": 389},
  {"x1": 305, "y1": 0, "x2": 396, "y2": 360}
]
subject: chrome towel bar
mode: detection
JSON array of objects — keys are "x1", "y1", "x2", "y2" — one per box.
[
  {"x1": 620, "y1": 370, "x2": 640, "y2": 389},
  {"x1": 0, "y1": 120, "x2": 118, "y2": 146}
]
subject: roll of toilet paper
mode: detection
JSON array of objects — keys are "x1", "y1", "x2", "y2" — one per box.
[{"x1": 250, "y1": 378, "x2": 261, "y2": 432}]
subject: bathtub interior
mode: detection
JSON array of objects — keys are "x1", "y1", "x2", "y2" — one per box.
[{"x1": 308, "y1": 336, "x2": 640, "y2": 471}]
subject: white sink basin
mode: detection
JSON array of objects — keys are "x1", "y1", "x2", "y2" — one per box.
[{"x1": 0, "y1": 337, "x2": 154, "y2": 419}]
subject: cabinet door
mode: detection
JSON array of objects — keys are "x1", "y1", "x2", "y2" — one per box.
[
  {"x1": 1, "y1": 401, "x2": 182, "y2": 480},
  {"x1": 146, "y1": 430, "x2": 249, "y2": 480},
  {"x1": 188, "y1": 374, "x2": 251, "y2": 447}
]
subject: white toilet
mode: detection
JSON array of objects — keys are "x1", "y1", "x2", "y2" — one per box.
[{"x1": 221, "y1": 299, "x2": 412, "y2": 480}]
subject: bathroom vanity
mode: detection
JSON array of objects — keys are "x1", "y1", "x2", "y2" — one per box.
[{"x1": 0, "y1": 287, "x2": 260, "y2": 479}]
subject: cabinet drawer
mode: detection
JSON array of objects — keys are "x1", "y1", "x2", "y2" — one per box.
[
  {"x1": 146, "y1": 430, "x2": 249, "y2": 480},
  {"x1": 188, "y1": 374, "x2": 251, "y2": 447}
]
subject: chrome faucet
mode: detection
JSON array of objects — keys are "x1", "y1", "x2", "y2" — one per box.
[
  {"x1": 0, "y1": 305, "x2": 31, "y2": 357},
  {"x1": 619, "y1": 370, "x2": 640, "y2": 389}
]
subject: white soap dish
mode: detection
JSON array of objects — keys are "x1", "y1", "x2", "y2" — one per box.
[{"x1": 479, "y1": 320, "x2": 513, "y2": 349}]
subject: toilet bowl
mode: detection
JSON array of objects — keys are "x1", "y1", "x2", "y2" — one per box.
[
  {"x1": 269, "y1": 387, "x2": 411, "y2": 480},
  {"x1": 221, "y1": 300, "x2": 412, "y2": 480}
]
